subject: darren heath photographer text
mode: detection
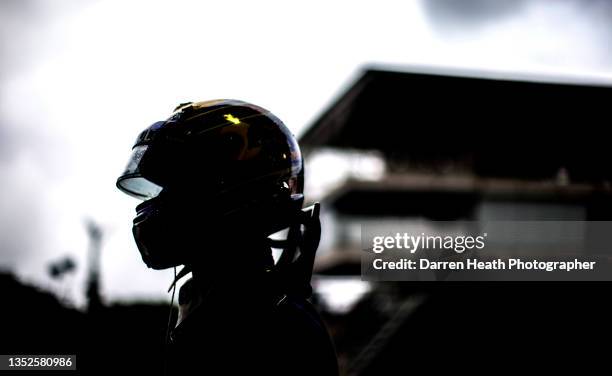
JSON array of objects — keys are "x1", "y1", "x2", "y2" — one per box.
[
  {"x1": 373, "y1": 258, "x2": 596, "y2": 271},
  {"x1": 369, "y1": 232, "x2": 597, "y2": 272}
]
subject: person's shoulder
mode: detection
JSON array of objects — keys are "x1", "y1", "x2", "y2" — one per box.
[{"x1": 273, "y1": 296, "x2": 339, "y2": 375}]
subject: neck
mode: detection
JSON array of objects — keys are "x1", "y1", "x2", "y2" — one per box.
[{"x1": 189, "y1": 235, "x2": 274, "y2": 291}]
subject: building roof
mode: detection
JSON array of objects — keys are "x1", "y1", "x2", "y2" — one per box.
[{"x1": 300, "y1": 67, "x2": 612, "y2": 182}]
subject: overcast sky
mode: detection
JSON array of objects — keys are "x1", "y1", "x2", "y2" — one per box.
[{"x1": 1, "y1": 0, "x2": 611, "y2": 307}]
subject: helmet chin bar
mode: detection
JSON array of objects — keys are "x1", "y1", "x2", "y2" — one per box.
[
  {"x1": 166, "y1": 203, "x2": 321, "y2": 299},
  {"x1": 268, "y1": 203, "x2": 321, "y2": 300}
]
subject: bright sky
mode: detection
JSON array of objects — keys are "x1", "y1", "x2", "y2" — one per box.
[{"x1": 1, "y1": 0, "x2": 611, "y2": 307}]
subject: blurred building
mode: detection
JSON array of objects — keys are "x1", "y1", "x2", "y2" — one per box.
[
  {"x1": 302, "y1": 66, "x2": 612, "y2": 275},
  {"x1": 300, "y1": 67, "x2": 612, "y2": 375}
]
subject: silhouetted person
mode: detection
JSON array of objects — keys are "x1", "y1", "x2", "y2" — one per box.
[{"x1": 116, "y1": 100, "x2": 338, "y2": 375}]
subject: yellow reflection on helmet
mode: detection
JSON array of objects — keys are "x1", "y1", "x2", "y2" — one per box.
[{"x1": 224, "y1": 114, "x2": 241, "y2": 125}]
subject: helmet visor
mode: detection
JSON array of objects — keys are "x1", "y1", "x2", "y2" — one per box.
[{"x1": 116, "y1": 145, "x2": 163, "y2": 200}]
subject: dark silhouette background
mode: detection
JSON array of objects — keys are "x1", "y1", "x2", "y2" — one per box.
[
  {"x1": 3, "y1": 271, "x2": 612, "y2": 374},
  {"x1": 0, "y1": 271, "x2": 173, "y2": 374}
]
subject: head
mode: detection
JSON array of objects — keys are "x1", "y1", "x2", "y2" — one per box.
[{"x1": 116, "y1": 100, "x2": 304, "y2": 270}]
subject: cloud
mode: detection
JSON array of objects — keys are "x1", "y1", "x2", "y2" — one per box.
[
  {"x1": 420, "y1": 0, "x2": 612, "y2": 72},
  {"x1": 422, "y1": 0, "x2": 529, "y2": 32}
]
